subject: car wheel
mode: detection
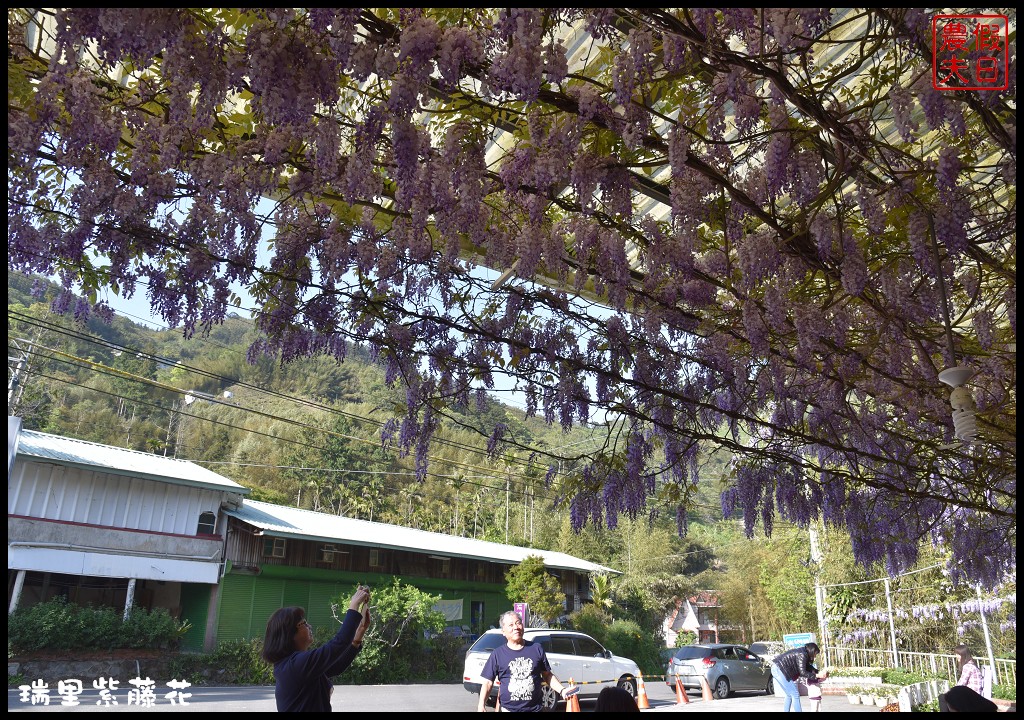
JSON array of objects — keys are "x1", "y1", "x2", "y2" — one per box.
[
  {"x1": 714, "y1": 676, "x2": 730, "y2": 699},
  {"x1": 765, "y1": 677, "x2": 774, "y2": 696},
  {"x1": 541, "y1": 684, "x2": 558, "y2": 710},
  {"x1": 618, "y1": 677, "x2": 638, "y2": 698}
]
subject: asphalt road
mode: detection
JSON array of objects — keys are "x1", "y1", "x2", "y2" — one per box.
[{"x1": 9, "y1": 681, "x2": 880, "y2": 713}]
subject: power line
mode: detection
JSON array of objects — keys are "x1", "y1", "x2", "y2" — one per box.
[
  {"x1": 194, "y1": 461, "x2": 500, "y2": 479},
  {"x1": 8, "y1": 309, "x2": 591, "y2": 474},
  {"x1": 18, "y1": 355, "x2": 563, "y2": 504},
  {"x1": 7, "y1": 316, "x2": 562, "y2": 478},
  {"x1": 817, "y1": 563, "x2": 945, "y2": 589}
]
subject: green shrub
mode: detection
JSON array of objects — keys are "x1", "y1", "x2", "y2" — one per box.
[
  {"x1": 992, "y1": 684, "x2": 1016, "y2": 701},
  {"x1": 120, "y1": 606, "x2": 184, "y2": 649},
  {"x1": 9, "y1": 597, "x2": 78, "y2": 651},
  {"x1": 674, "y1": 630, "x2": 698, "y2": 648},
  {"x1": 423, "y1": 632, "x2": 468, "y2": 682},
  {"x1": 603, "y1": 619, "x2": 664, "y2": 676},
  {"x1": 168, "y1": 639, "x2": 274, "y2": 686},
  {"x1": 880, "y1": 668, "x2": 943, "y2": 685},
  {"x1": 8, "y1": 598, "x2": 189, "y2": 654},
  {"x1": 567, "y1": 604, "x2": 612, "y2": 645},
  {"x1": 829, "y1": 666, "x2": 887, "y2": 677},
  {"x1": 333, "y1": 578, "x2": 445, "y2": 685}
]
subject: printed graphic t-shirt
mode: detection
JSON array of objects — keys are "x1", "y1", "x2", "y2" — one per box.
[{"x1": 481, "y1": 641, "x2": 552, "y2": 712}]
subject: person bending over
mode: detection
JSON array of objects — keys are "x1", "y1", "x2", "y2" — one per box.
[{"x1": 771, "y1": 642, "x2": 829, "y2": 713}]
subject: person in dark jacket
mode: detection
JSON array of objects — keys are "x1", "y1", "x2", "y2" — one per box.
[
  {"x1": 771, "y1": 642, "x2": 828, "y2": 712},
  {"x1": 262, "y1": 586, "x2": 371, "y2": 712},
  {"x1": 940, "y1": 684, "x2": 998, "y2": 712}
]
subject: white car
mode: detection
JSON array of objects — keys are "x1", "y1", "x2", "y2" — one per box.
[{"x1": 463, "y1": 628, "x2": 641, "y2": 709}]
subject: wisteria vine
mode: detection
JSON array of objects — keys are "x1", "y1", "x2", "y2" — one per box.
[{"x1": 6, "y1": 8, "x2": 1016, "y2": 585}]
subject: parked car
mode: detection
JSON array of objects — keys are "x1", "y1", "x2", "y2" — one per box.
[
  {"x1": 748, "y1": 640, "x2": 787, "y2": 662},
  {"x1": 665, "y1": 643, "x2": 774, "y2": 699},
  {"x1": 463, "y1": 628, "x2": 641, "y2": 709}
]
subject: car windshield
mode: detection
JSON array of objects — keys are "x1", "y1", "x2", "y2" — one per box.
[{"x1": 469, "y1": 633, "x2": 506, "y2": 653}]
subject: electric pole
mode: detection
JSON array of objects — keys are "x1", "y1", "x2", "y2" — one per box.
[{"x1": 8, "y1": 340, "x2": 33, "y2": 415}]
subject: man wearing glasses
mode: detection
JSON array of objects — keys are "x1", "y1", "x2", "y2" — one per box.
[{"x1": 478, "y1": 611, "x2": 572, "y2": 712}]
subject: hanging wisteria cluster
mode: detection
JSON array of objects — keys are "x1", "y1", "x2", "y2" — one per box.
[
  {"x1": 846, "y1": 608, "x2": 911, "y2": 624},
  {"x1": 6, "y1": 8, "x2": 1016, "y2": 585},
  {"x1": 850, "y1": 594, "x2": 1015, "y2": 624},
  {"x1": 837, "y1": 627, "x2": 883, "y2": 645}
]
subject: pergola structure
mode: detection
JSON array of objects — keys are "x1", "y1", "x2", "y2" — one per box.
[{"x1": 7, "y1": 9, "x2": 1016, "y2": 585}]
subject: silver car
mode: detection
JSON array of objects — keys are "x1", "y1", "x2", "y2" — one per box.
[{"x1": 665, "y1": 643, "x2": 774, "y2": 699}]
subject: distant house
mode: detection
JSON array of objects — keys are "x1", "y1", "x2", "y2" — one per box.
[
  {"x1": 7, "y1": 417, "x2": 247, "y2": 650},
  {"x1": 217, "y1": 500, "x2": 615, "y2": 642},
  {"x1": 663, "y1": 590, "x2": 721, "y2": 646}
]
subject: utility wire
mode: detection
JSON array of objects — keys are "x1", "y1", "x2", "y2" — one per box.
[
  {"x1": 20, "y1": 357, "x2": 563, "y2": 504},
  {"x1": 7, "y1": 326, "x2": 544, "y2": 482},
  {"x1": 9, "y1": 309, "x2": 598, "y2": 472}
]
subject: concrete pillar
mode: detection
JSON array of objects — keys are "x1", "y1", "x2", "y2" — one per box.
[
  {"x1": 9, "y1": 569, "x2": 26, "y2": 614},
  {"x1": 124, "y1": 578, "x2": 137, "y2": 620}
]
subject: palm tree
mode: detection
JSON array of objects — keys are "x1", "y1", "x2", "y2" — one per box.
[{"x1": 591, "y1": 573, "x2": 613, "y2": 611}]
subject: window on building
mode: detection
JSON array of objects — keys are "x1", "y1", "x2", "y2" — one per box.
[
  {"x1": 197, "y1": 511, "x2": 216, "y2": 535},
  {"x1": 441, "y1": 558, "x2": 451, "y2": 575},
  {"x1": 263, "y1": 537, "x2": 286, "y2": 558},
  {"x1": 369, "y1": 548, "x2": 382, "y2": 567}
]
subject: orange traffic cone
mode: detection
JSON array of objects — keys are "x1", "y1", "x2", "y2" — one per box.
[
  {"x1": 699, "y1": 675, "x2": 715, "y2": 702},
  {"x1": 635, "y1": 675, "x2": 651, "y2": 709},
  {"x1": 675, "y1": 676, "x2": 690, "y2": 705},
  {"x1": 566, "y1": 679, "x2": 581, "y2": 712}
]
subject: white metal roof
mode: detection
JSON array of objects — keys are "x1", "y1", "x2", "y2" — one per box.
[
  {"x1": 15, "y1": 428, "x2": 247, "y2": 494},
  {"x1": 228, "y1": 499, "x2": 617, "y2": 575}
]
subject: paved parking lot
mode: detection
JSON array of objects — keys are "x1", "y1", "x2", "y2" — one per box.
[{"x1": 10, "y1": 681, "x2": 883, "y2": 713}]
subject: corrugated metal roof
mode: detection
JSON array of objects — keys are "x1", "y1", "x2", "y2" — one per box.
[
  {"x1": 228, "y1": 500, "x2": 617, "y2": 574},
  {"x1": 15, "y1": 428, "x2": 247, "y2": 494}
]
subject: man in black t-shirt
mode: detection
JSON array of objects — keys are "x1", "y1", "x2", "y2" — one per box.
[{"x1": 477, "y1": 611, "x2": 571, "y2": 712}]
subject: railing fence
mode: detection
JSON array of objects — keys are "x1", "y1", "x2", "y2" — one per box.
[{"x1": 829, "y1": 646, "x2": 1016, "y2": 688}]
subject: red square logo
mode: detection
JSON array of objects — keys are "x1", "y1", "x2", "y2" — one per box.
[{"x1": 932, "y1": 15, "x2": 1009, "y2": 91}]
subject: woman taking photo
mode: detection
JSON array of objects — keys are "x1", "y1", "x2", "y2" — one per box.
[{"x1": 262, "y1": 586, "x2": 371, "y2": 712}]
